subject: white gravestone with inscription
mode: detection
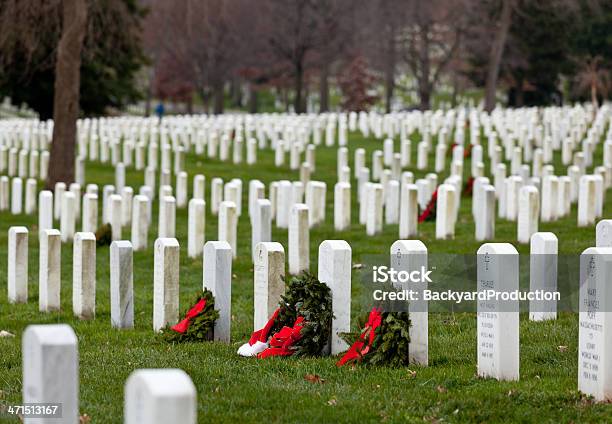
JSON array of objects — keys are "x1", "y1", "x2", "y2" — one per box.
[
  {"x1": 254, "y1": 242, "x2": 285, "y2": 330},
  {"x1": 390, "y1": 240, "x2": 428, "y2": 366},
  {"x1": 477, "y1": 243, "x2": 520, "y2": 381},
  {"x1": 578, "y1": 247, "x2": 612, "y2": 401}
]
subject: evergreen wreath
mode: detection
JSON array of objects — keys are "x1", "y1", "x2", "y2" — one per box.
[
  {"x1": 161, "y1": 289, "x2": 219, "y2": 343},
  {"x1": 239, "y1": 272, "x2": 334, "y2": 358},
  {"x1": 273, "y1": 272, "x2": 333, "y2": 357},
  {"x1": 340, "y1": 311, "x2": 411, "y2": 367}
]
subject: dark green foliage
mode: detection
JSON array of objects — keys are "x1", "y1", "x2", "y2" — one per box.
[
  {"x1": 95, "y1": 223, "x2": 112, "y2": 247},
  {"x1": 273, "y1": 272, "x2": 333, "y2": 357},
  {"x1": 161, "y1": 290, "x2": 219, "y2": 343},
  {"x1": 342, "y1": 312, "x2": 411, "y2": 367},
  {"x1": 0, "y1": 0, "x2": 147, "y2": 119}
]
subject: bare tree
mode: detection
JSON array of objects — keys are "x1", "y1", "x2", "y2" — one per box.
[
  {"x1": 483, "y1": 0, "x2": 515, "y2": 112},
  {"x1": 575, "y1": 55, "x2": 610, "y2": 112},
  {"x1": 399, "y1": 0, "x2": 468, "y2": 110},
  {"x1": 47, "y1": 0, "x2": 87, "y2": 188},
  {"x1": 263, "y1": 0, "x2": 331, "y2": 113}
]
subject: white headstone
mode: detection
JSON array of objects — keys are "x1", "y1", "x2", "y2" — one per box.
[
  {"x1": 289, "y1": 203, "x2": 309, "y2": 275},
  {"x1": 158, "y1": 195, "x2": 176, "y2": 238},
  {"x1": 334, "y1": 182, "x2": 351, "y2": 231},
  {"x1": 578, "y1": 247, "x2": 612, "y2": 401},
  {"x1": 82, "y1": 193, "x2": 98, "y2": 233},
  {"x1": 578, "y1": 175, "x2": 597, "y2": 227},
  {"x1": 73, "y1": 232, "x2": 96, "y2": 319},
  {"x1": 25, "y1": 178, "x2": 37, "y2": 215},
  {"x1": 109, "y1": 194, "x2": 123, "y2": 241},
  {"x1": 318, "y1": 240, "x2": 351, "y2": 355},
  {"x1": 385, "y1": 180, "x2": 400, "y2": 224},
  {"x1": 517, "y1": 186, "x2": 539, "y2": 244},
  {"x1": 476, "y1": 243, "x2": 519, "y2": 381},
  {"x1": 218, "y1": 201, "x2": 238, "y2": 258},
  {"x1": 110, "y1": 240, "x2": 134, "y2": 329},
  {"x1": 390, "y1": 240, "x2": 428, "y2": 365},
  {"x1": 39, "y1": 229, "x2": 61, "y2": 312},
  {"x1": 435, "y1": 184, "x2": 456, "y2": 240},
  {"x1": 124, "y1": 369, "x2": 197, "y2": 424},
  {"x1": 8, "y1": 226, "x2": 28, "y2": 303},
  {"x1": 38, "y1": 190, "x2": 54, "y2": 235},
  {"x1": 366, "y1": 183, "x2": 383, "y2": 236},
  {"x1": 11, "y1": 176, "x2": 22, "y2": 214},
  {"x1": 254, "y1": 242, "x2": 285, "y2": 329},
  {"x1": 153, "y1": 238, "x2": 180, "y2": 332},
  {"x1": 596, "y1": 220, "x2": 612, "y2": 247},
  {"x1": 475, "y1": 185, "x2": 495, "y2": 241},
  {"x1": 399, "y1": 183, "x2": 418, "y2": 239},
  {"x1": 131, "y1": 195, "x2": 149, "y2": 251},
  {"x1": 23, "y1": 324, "x2": 78, "y2": 424},
  {"x1": 529, "y1": 232, "x2": 558, "y2": 321},
  {"x1": 203, "y1": 241, "x2": 232, "y2": 342},
  {"x1": 187, "y1": 198, "x2": 206, "y2": 259},
  {"x1": 210, "y1": 177, "x2": 223, "y2": 215}
]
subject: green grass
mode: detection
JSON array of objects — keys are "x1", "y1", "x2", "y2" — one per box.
[{"x1": 0, "y1": 128, "x2": 611, "y2": 423}]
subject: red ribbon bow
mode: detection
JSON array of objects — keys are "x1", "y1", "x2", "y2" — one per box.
[
  {"x1": 258, "y1": 317, "x2": 304, "y2": 358},
  {"x1": 171, "y1": 298, "x2": 207, "y2": 333},
  {"x1": 245, "y1": 308, "x2": 306, "y2": 358},
  {"x1": 336, "y1": 308, "x2": 382, "y2": 366}
]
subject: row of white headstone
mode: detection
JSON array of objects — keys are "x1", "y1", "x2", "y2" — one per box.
[
  {"x1": 17, "y1": 235, "x2": 612, "y2": 424},
  {"x1": 6, "y1": 224, "x2": 352, "y2": 352}
]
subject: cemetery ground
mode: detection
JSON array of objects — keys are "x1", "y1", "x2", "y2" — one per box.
[{"x1": 1, "y1": 130, "x2": 611, "y2": 422}]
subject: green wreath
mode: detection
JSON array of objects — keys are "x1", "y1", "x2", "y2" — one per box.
[
  {"x1": 272, "y1": 272, "x2": 333, "y2": 357},
  {"x1": 161, "y1": 289, "x2": 219, "y2": 343}
]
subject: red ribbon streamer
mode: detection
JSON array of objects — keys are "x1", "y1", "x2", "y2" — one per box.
[
  {"x1": 258, "y1": 317, "x2": 304, "y2": 358},
  {"x1": 418, "y1": 189, "x2": 438, "y2": 223},
  {"x1": 249, "y1": 308, "x2": 281, "y2": 345},
  {"x1": 245, "y1": 308, "x2": 306, "y2": 358},
  {"x1": 171, "y1": 298, "x2": 207, "y2": 333},
  {"x1": 337, "y1": 308, "x2": 382, "y2": 366}
]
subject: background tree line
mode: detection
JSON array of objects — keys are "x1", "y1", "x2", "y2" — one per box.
[{"x1": 0, "y1": 0, "x2": 609, "y2": 186}]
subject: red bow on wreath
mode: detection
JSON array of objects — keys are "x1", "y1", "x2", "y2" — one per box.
[
  {"x1": 337, "y1": 308, "x2": 382, "y2": 366},
  {"x1": 242, "y1": 308, "x2": 305, "y2": 358},
  {"x1": 171, "y1": 298, "x2": 207, "y2": 333},
  {"x1": 257, "y1": 317, "x2": 304, "y2": 358}
]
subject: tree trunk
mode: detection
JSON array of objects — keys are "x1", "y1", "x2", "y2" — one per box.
[
  {"x1": 319, "y1": 62, "x2": 329, "y2": 113},
  {"x1": 484, "y1": 0, "x2": 514, "y2": 113},
  {"x1": 591, "y1": 81, "x2": 598, "y2": 110},
  {"x1": 248, "y1": 84, "x2": 258, "y2": 113},
  {"x1": 384, "y1": 24, "x2": 396, "y2": 113},
  {"x1": 46, "y1": 0, "x2": 88, "y2": 189},
  {"x1": 294, "y1": 61, "x2": 304, "y2": 114},
  {"x1": 384, "y1": 62, "x2": 395, "y2": 113},
  {"x1": 418, "y1": 25, "x2": 431, "y2": 111},
  {"x1": 213, "y1": 80, "x2": 224, "y2": 114}
]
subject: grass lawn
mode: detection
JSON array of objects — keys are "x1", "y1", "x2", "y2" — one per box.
[{"x1": 0, "y1": 127, "x2": 611, "y2": 423}]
